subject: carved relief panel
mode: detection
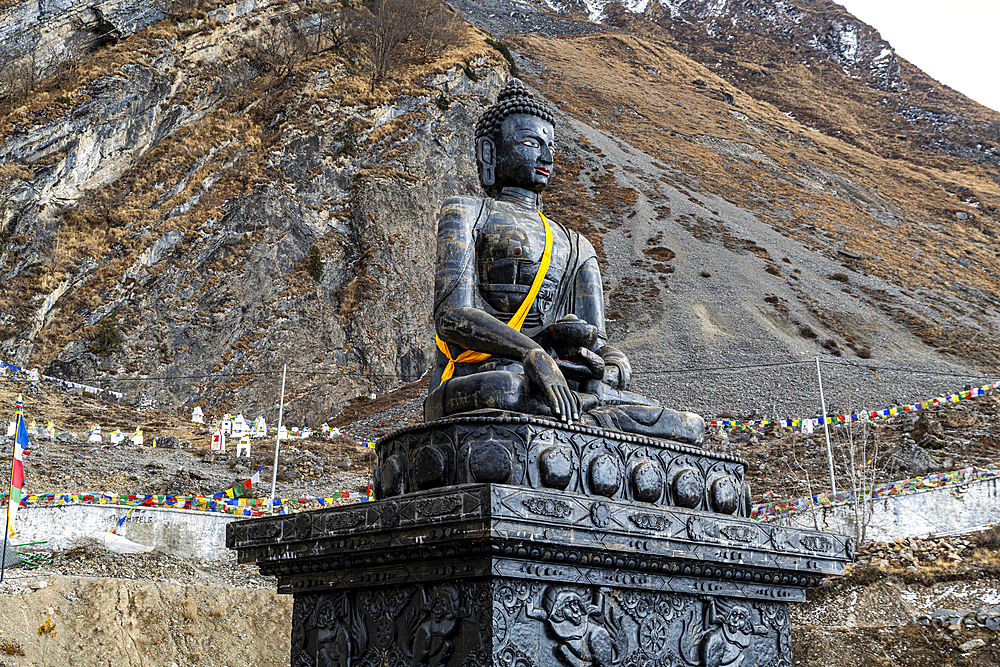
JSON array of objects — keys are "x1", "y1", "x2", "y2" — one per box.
[
  {"x1": 492, "y1": 581, "x2": 791, "y2": 667},
  {"x1": 290, "y1": 579, "x2": 790, "y2": 667}
]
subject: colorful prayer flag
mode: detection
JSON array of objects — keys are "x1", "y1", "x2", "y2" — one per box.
[
  {"x1": 213, "y1": 465, "x2": 264, "y2": 499},
  {"x1": 6, "y1": 397, "x2": 29, "y2": 538}
]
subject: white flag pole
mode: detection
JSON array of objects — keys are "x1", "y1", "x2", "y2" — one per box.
[
  {"x1": 268, "y1": 365, "x2": 287, "y2": 513},
  {"x1": 816, "y1": 356, "x2": 837, "y2": 494}
]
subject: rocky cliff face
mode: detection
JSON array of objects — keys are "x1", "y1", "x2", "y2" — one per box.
[{"x1": 0, "y1": 0, "x2": 501, "y2": 422}]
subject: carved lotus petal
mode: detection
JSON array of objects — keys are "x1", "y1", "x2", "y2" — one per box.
[
  {"x1": 538, "y1": 446, "x2": 572, "y2": 490},
  {"x1": 589, "y1": 454, "x2": 621, "y2": 497},
  {"x1": 671, "y1": 468, "x2": 703, "y2": 509},
  {"x1": 470, "y1": 438, "x2": 512, "y2": 483}
]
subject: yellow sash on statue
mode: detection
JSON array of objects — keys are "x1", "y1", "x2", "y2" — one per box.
[{"x1": 435, "y1": 211, "x2": 553, "y2": 385}]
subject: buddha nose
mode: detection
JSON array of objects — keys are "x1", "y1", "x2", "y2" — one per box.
[{"x1": 540, "y1": 143, "x2": 553, "y2": 164}]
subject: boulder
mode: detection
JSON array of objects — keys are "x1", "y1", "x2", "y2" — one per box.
[
  {"x1": 910, "y1": 413, "x2": 944, "y2": 441},
  {"x1": 157, "y1": 436, "x2": 180, "y2": 449},
  {"x1": 889, "y1": 441, "x2": 939, "y2": 475}
]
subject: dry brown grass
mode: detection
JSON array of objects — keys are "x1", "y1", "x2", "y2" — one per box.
[
  {"x1": 510, "y1": 28, "x2": 1000, "y2": 368},
  {"x1": 0, "y1": 640, "x2": 25, "y2": 656}
]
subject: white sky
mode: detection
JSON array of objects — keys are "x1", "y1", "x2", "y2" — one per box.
[{"x1": 837, "y1": 0, "x2": 1000, "y2": 113}]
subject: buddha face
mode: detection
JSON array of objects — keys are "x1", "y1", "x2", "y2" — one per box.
[{"x1": 495, "y1": 113, "x2": 555, "y2": 193}]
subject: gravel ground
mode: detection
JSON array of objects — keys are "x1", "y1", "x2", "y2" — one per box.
[{"x1": 0, "y1": 547, "x2": 275, "y2": 596}]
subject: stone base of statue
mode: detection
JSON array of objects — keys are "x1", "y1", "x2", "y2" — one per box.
[{"x1": 227, "y1": 414, "x2": 852, "y2": 666}]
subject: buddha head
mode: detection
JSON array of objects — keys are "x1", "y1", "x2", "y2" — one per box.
[{"x1": 475, "y1": 79, "x2": 556, "y2": 196}]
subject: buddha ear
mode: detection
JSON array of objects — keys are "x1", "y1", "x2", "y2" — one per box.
[{"x1": 477, "y1": 136, "x2": 496, "y2": 187}]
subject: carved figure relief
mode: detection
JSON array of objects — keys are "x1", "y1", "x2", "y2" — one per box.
[
  {"x1": 527, "y1": 586, "x2": 620, "y2": 667},
  {"x1": 293, "y1": 593, "x2": 368, "y2": 667},
  {"x1": 696, "y1": 600, "x2": 768, "y2": 667},
  {"x1": 289, "y1": 578, "x2": 794, "y2": 667},
  {"x1": 406, "y1": 585, "x2": 464, "y2": 667}
]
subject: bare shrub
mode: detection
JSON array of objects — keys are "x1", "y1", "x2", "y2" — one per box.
[
  {"x1": 357, "y1": 0, "x2": 417, "y2": 92},
  {"x1": 856, "y1": 346, "x2": 872, "y2": 359},
  {"x1": 408, "y1": 0, "x2": 463, "y2": 64},
  {"x1": 1, "y1": 640, "x2": 25, "y2": 656},
  {"x1": 157, "y1": 0, "x2": 210, "y2": 21},
  {"x1": 829, "y1": 272, "x2": 850, "y2": 283},
  {"x1": 0, "y1": 43, "x2": 33, "y2": 103},
  {"x1": 313, "y1": 1, "x2": 364, "y2": 53},
  {"x1": 244, "y1": 15, "x2": 311, "y2": 80}
]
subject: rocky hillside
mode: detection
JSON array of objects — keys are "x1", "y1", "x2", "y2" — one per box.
[
  {"x1": 0, "y1": 0, "x2": 505, "y2": 424},
  {"x1": 2, "y1": 0, "x2": 1000, "y2": 426},
  {"x1": 451, "y1": 0, "x2": 1000, "y2": 418}
]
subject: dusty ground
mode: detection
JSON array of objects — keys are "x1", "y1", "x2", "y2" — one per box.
[
  {"x1": 0, "y1": 564, "x2": 289, "y2": 667},
  {"x1": 791, "y1": 530, "x2": 1000, "y2": 666}
]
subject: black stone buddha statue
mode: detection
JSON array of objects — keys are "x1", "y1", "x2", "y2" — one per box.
[{"x1": 426, "y1": 79, "x2": 704, "y2": 444}]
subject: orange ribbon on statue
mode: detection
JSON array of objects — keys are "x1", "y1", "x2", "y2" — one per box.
[{"x1": 435, "y1": 211, "x2": 553, "y2": 385}]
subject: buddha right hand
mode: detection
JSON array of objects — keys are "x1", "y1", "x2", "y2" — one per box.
[{"x1": 523, "y1": 347, "x2": 581, "y2": 423}]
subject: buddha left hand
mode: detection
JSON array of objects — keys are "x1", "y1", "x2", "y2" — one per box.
[{"x1": 597, "y1": 345, "x2": 632, "y2": 390}]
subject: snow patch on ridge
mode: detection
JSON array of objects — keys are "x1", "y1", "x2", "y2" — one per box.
[
  {"x1": 660, "y1": 0, "x2": 686, "y2": 19},
  {"x1": 583, "y1": 0, "x2": 649, "y2": 21},
  {"x1": 583, "y1": 0, "x2": 609, "y2": 21},
  {"x1": 705, "y1": 0, "x2": 728, "y2": 17},
  {"x1": 624, "y1": 0, "x2": 651, "y2": 12},
  {"x1": 838, "y1": 24, "x2": 858, "y2": 63}
]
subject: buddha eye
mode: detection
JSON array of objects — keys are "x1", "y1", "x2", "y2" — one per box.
[{"x1": 520, "y1": 139, "x2": 539, "y2": 148}]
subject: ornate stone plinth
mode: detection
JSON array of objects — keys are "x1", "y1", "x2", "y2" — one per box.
[
  {"x1": 228, "y1": 474, "x2": 851, "y2": 666},
  {"x1": 374, "y1": 413, "x2": 750, "y2": 516}
]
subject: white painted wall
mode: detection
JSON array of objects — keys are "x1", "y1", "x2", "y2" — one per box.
[
  {"x1": 769, "y1": 475, "x2": 1000, "y2": 544},
  {"x1": 12, "y1": 504, "x2": 244, "y2": 560}
]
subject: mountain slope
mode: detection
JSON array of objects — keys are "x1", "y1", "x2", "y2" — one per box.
[
  {"x1": 1, "y1": 0, "x2": 999, "y2": 425},
  {"x1": 0, "y1": 0, "x2": 505, "y2": 422},
  {"x1": 447, "y1": 0, "x2": 1000, "y2": 418}
]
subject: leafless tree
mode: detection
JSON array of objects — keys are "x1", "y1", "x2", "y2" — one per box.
[
  {"x1": 408, "y1": 0, "x2": 463, "y2": 65},
  {"x1": 837, "y1": 420, "x2": 880, "y2": 546},
  {"x1": 357, "y1": 0, "x2": 416, "y2": 92}
]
